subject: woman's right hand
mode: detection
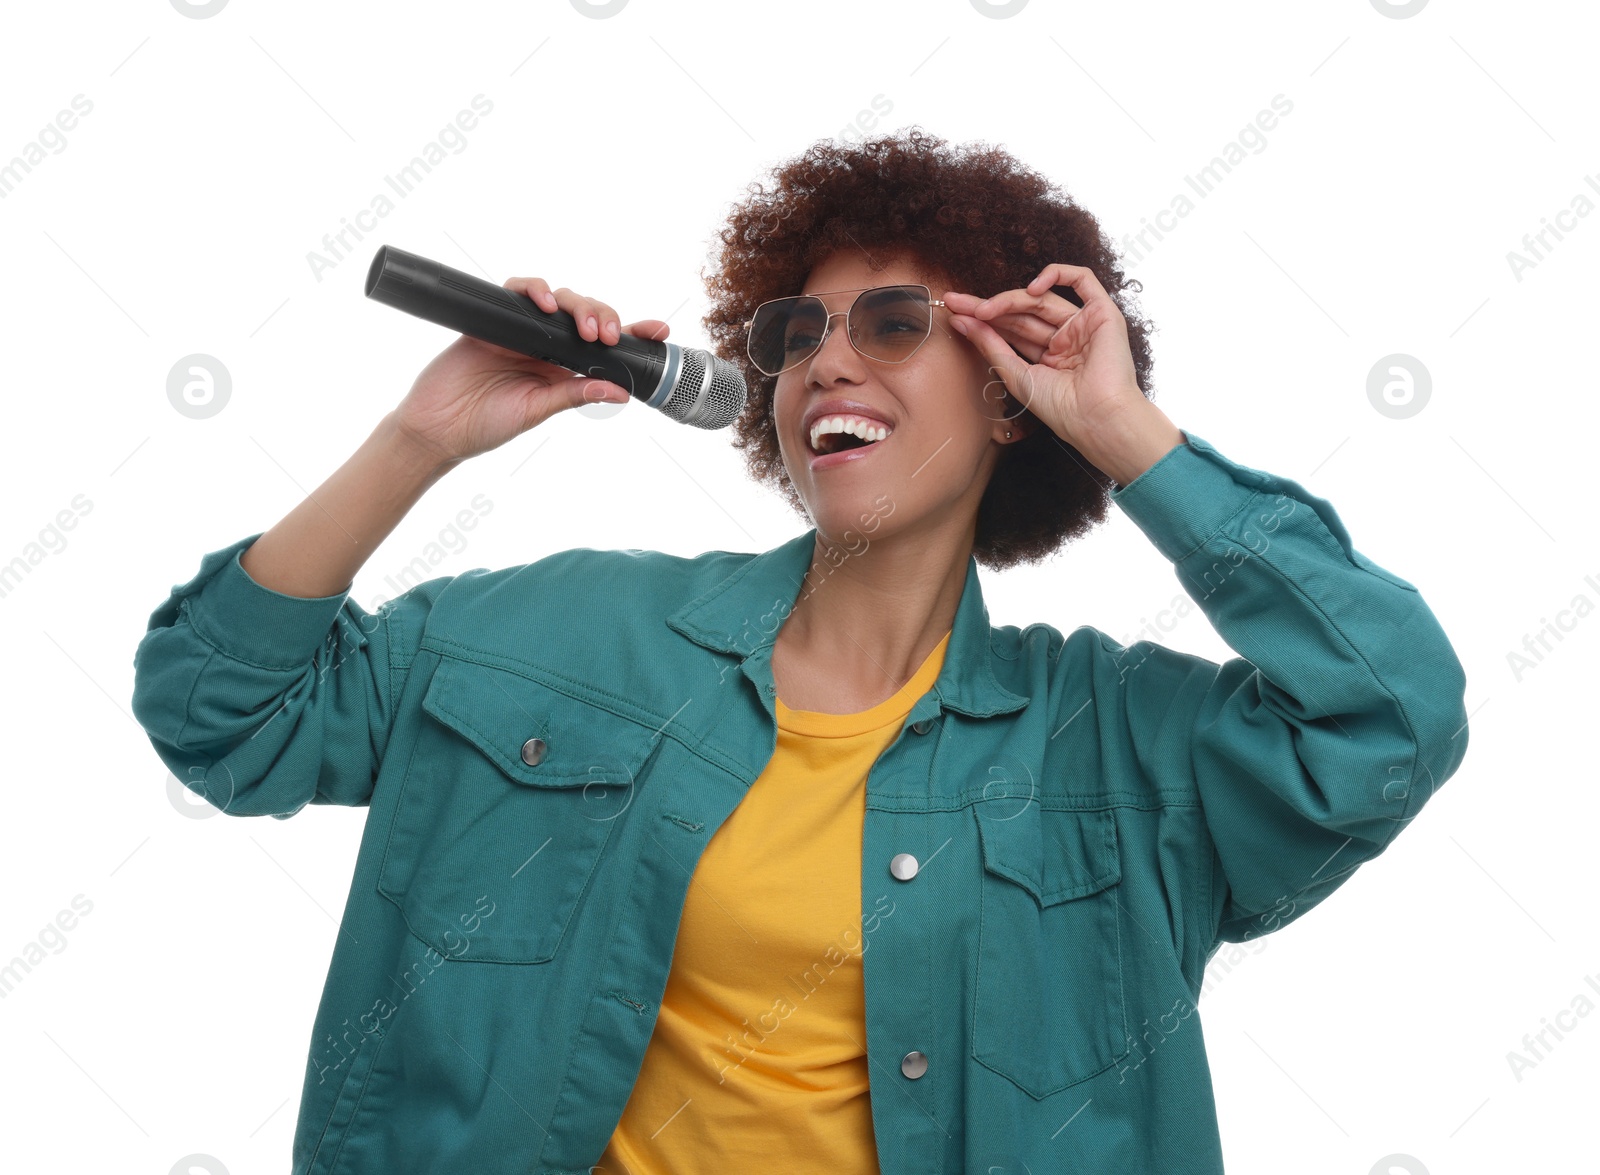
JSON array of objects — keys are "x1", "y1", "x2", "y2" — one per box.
[{"x1": 390, "y1": 276, "x2": 671, "y2": 467}]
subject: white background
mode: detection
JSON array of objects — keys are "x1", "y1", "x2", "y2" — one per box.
[{"x1": 0, "y1": 1, "x2": 1593, "y2": 1172}]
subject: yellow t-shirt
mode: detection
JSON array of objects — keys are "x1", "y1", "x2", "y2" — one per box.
[{"x1": 596, "y1": 629, "x2": 951, "y2": 1173}]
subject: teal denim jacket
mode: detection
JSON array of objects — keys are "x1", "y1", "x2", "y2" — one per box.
[{"x1": 130, "y1": 432, "x2": 1470, "y2": 1174}]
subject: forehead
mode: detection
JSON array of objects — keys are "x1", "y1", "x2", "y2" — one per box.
[{"x1": 801, "y1": 249, "x2": 941, "y2": 296}]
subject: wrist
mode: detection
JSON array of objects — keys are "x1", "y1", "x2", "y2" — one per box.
[
  {"x1": 1074, "y1": 399, "x2": 1185, "y2": 489},
  {"x1": 375, "y1": 412, "x2": 461, "y2": 484}
]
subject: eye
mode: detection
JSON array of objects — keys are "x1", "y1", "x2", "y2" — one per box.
[{"x1": 873, "y1": 315, "x2": 921, "y2": 336}]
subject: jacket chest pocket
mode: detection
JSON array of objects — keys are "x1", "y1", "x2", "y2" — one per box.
[
  {"x1": 971, "y1": 802, "x2": 1130, "y2": 1097},
  {"x1": 377, "y1": 655, "x2": 661, "y2": 964}
]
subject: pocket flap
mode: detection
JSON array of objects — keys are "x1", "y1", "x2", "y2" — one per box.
[
  {"x1": 975, "y1": 805, "x2": 1121, "y2": 906},
  {"x1": 422, "y1": 655, "x2": 658, "y2": 789}
]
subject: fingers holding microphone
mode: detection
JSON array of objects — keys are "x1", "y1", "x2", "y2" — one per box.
[
  {"x1": 369, "y1": 246, "x2": 743, "y2": 431},
  {"x1": 501, "y1": 276, "x2": 671, "y2": 406},
  {"x1": 394, "y1": 274, "x2": 670, "y2": 466},
  {"x1": 506, "y1": 277, "x2": 671, "y2": 347}
]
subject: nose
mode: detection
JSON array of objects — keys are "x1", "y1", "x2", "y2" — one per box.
[
  {"x1": 805, "y1": 308, "x2": 861, "y2": 373},
  {"x1": 814, "y1": 309, "x2": 849, "y2": 345}
]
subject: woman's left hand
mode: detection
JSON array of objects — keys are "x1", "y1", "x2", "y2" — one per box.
[{"x1": 944, "y1": 263, "x2": 1147, "y2": 452}]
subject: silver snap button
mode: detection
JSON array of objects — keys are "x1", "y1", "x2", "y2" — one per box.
[
  {"x1": 900, "y1": 1050, "x2": 928, "y2": 1079},
  {"x1": 911, "y1": 718, "x2": 933, "y2": 735},
  {"x1": 520, "y1": 737, "x2": 547, "y2": 766},
  {"x1": 889, "y1": 853, "x2": 919, "y2": 881}
]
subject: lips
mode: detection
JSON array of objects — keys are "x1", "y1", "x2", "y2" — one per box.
[{"x1": 800, "y1": 398, "x2": 898, "y2": 474}]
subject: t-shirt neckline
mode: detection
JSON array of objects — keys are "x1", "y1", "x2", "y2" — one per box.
[{"x1": 774, "y1": 629, "x2": 952, "y2": 738}]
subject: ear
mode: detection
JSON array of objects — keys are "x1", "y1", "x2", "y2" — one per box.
[{"x1": 996, "y1": 399, "x2": 1037, "y2": 443}]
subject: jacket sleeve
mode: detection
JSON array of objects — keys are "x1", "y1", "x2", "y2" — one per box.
[
  {"x1": 1100, "y1": 432, "x2": 1470, "y2": 953},
  {"x1": 130, "y1": 532, "x2": 445, "y2": 818}
]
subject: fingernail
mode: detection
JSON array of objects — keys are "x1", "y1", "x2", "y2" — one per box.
[
  {"x1": 952, "y1": 317, "x2": 969, "y2": 334},
  {"x1": 587, "y1": 315, "x2": 597, "y2": 335}
]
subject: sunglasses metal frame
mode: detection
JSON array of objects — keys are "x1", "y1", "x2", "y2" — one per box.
[{"x1": 742, "y1": 283, "x2": 948, "y2": 377}]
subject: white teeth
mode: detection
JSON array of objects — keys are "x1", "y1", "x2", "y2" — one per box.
[{"x1": 809, "y1": 414, "x2": 894, "y2": 453}]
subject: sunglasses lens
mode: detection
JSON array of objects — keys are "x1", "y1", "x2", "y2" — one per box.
[
  {"x1": 853, "y1": 286, "x2": 933, "y2": 361},
  {"x1": 747, "y1": 286, "x2": 932, "y2": 376},
  {"x1": 748, "y1": 296, "x2": 825, "y2": 376}
]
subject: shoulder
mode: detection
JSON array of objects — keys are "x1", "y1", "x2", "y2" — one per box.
[
  {"x1": 425, "y1": 544, "x2": 755, "y2": 598},
  {"x1": 452, "y1": 543, "x2": 754, "y2": 605},
  {"x1": 405, "y1": 544, "x2": 759, "y2": 667},
  {"x1": 990, "y1": 618, "x2": 1219, "y2": 712},
  {"x1": 987, "y1": 617, "x2": 1109, "y2": 669}
]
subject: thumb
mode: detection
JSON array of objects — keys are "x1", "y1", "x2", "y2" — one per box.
[
  {"x1": 520, "y1": 376, "x2": 626, "y2": 433},
  {"x1": 568, "y1": 374, "x2": 632, "y2": 407}
]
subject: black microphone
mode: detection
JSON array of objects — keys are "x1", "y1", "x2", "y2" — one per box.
[{"x1": 364, "y1": 244, "x2": 745, "y2": 430}]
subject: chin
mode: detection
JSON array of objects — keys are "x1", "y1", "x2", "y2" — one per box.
[{"x1": 804, "y1": 489, "x2": 901, "y2": 547}]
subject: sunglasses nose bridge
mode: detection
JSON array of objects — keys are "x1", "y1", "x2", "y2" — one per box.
[
  {"x1": 781, "y1": 304, "x2": 860, "y2": 374},
  {"x1": 814, "y1": 307, "x2": 853, "y2": 351}
]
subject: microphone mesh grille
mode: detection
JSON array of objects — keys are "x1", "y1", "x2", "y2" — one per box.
[{"x1": 661, "y1": 348, "x2": 747, "y2": 430}]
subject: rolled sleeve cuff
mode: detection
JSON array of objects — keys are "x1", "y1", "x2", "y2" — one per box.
[
  {"x1": 1110, "y1": 431, "x2": 1297, "y2": 563},
  {"x1": 161, "y1": 532, "x2": 352, "y2": 670}
]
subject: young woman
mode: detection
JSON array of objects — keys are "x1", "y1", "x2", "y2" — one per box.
[{"x1": 131, "y1": 128, "x2": 1470, "y2": 1174}]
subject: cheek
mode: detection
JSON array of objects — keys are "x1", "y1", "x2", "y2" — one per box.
[
  {"x1": 933, "y1": 334, "x2": 990, "y2": 389},
  {"x1": 919, "y1": 345, "x2": 999, "y2": 420},
  {"x1": 769, "y1": 387, "x2": 796, "y2": 446},
  {"x1": 772, "y1": 376, "x2": 804, "y2": 414}
]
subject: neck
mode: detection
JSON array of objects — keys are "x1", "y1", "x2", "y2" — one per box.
[{"x1": 775, "y1": 517, "x2": 972, "y2": 709}]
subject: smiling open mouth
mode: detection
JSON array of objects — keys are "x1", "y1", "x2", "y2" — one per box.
[
  {"x1": 813, "y1": 431, "x2": 879, "y2": 455},
  {"x1": 808, "y1": 417, "x2": 894, "y2": 456}
]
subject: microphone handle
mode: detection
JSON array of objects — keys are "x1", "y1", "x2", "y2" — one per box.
[{"x1": 364, "y1": 244, "x2": 668, "y2": 401}]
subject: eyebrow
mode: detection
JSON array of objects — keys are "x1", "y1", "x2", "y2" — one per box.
[
  {"x1": 864, "y1": 287, "x2": 914, "y2": 309},
  {"x1": 800, "y1": 285, "x2": 928, "y2": 306}
]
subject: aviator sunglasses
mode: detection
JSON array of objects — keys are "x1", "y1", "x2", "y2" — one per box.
[{"x1": 743, "y1": 284, "x2": 946, "y2": 378}]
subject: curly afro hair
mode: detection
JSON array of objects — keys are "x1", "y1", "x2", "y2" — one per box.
[{"x1": 699, "y1": 126, "x2": 1159, "y2": 572}]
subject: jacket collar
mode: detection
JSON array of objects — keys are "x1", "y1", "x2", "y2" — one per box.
[{"x1": 665, "y1": 527, "x2": 1031, "y2": 719}]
